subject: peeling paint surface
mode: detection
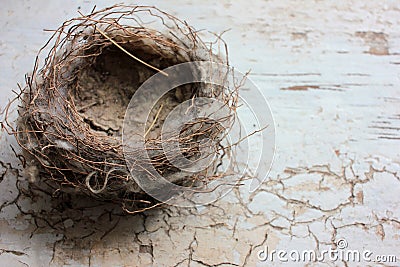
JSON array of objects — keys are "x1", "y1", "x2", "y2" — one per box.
[{"x1": 1, "y1": 1, "x2": 399, "y2": 266}]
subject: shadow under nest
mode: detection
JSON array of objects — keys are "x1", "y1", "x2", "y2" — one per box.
[{"x1": 5, "y1": 5, "x2": 234, "y2": 215}]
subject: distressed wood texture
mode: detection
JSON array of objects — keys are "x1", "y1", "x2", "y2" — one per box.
[{"x1": 0, "y1": 1, "x2": 399, "y2": 266}]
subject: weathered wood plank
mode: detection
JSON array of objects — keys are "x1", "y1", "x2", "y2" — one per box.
[{"x1": 0, "y1": 1, "x2": 399, "y2": 266}]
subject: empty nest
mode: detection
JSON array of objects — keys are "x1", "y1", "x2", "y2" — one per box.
[{"x1": 2, "y1": 5, "x2": 238, "y2": 213}]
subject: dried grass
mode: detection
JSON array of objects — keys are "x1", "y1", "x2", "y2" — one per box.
[{"x1": 2, "y1": 5, "x2": 239, "y2": 213}]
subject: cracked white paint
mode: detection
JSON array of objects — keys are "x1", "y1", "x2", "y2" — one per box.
[{"x1": 1, "y1": 1, "x2": 399, "y2": 266}]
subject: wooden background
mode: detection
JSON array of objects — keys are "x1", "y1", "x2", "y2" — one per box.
[{"x1": 0, "y1": 1, "x2": 399, "y2": 266}]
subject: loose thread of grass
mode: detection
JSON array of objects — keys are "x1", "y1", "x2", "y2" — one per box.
[{"x1": 145, "y1": 104, "x2": 164, "y2": 138}]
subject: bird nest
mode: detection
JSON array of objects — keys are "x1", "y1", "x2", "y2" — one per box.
[{"x1": 2, "y1": 5, "x2": 238, "y2": 213}]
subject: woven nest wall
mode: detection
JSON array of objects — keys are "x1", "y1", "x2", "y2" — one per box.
[{"x1": 3, "y1": 5, "x2": 237, "y2": 213}]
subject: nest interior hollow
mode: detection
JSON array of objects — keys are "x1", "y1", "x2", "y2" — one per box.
[{"x1": 72, "y1": 43, "x2": 194, "y2": 140}]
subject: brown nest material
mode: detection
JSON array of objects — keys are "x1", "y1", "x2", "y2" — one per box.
[{"x1": 2, "y1": 5, "x2": 238, "y2": 213}]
